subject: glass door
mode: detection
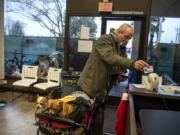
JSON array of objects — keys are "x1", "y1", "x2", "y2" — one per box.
[{"x1": 101, "y1": 17, "x2": 143, "y2": 100}]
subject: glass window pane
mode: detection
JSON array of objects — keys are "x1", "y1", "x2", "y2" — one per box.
[
  {"x1": 147, "y1": 17, "x2": 180, "y2": 85},
  {"x1": 68, "y1": 16, "x2": 102, "y2": 71},
  {"x1": 4, "y1": 0, "x2": 65, "y2": 77}
]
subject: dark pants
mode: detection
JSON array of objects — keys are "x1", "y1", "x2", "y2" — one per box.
[
  {"x1": 78, "y1": 86, "x2": 106, "y2": 135},
  {"x1": 92, "y1": 99, "x2": 106, "y2": 135}
]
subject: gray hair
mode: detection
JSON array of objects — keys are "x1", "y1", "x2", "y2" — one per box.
[{"x1": 116, "y1": 23, "x2": 133, "y2": 33}]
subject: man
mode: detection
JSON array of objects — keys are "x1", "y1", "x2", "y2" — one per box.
[{"x1": 79, "y1": 23, "x2": 149, "y2": 135}]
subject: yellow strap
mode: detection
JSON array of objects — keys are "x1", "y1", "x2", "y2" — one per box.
[{"x1": 59, "y1": 97, "x2": 76, "y2": 103}]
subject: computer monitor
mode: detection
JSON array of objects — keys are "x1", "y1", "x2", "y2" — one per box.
[{"x1": 139, "y1": 109, "x2": 180, "y2": 135}]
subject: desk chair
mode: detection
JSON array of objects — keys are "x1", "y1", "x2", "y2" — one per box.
[
  {"x1": 34, "y1": 67, "x2": 62, "y2": 90},
  {"x1": 13, "y1": 65, "x2": 38, "y2": 87}
]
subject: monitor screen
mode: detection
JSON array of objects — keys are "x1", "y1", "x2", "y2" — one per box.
[{"x1": 139, "y1": 109, "x2": 180, "y2": 135}]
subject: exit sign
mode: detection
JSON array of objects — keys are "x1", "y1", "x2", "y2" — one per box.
[{"x1": 98, "y1": 2, "x2": 113, "y2": 12}]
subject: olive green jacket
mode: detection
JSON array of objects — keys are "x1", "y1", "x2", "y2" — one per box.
[{"x1": 79, "y1": 32, "x2": 135, "y2": 98}]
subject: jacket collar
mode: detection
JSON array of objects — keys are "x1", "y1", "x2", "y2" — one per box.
[
  {"x1": 110, "y1": 29, "x2": 119, "y2": 46},
  {"x1": 110, "y1": 29, "x2": 116, "y2": 40},
  {"x1": 110, "y1": 29, "x2": 119, "y2": 44}
]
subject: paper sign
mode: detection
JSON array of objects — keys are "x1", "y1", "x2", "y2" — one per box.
[
  {"x1": 80, "y1": 26, "x2": 90, "y2": 39},
  {"x1": 77, "y1": 40, "x2": 93, "y2": 53}
]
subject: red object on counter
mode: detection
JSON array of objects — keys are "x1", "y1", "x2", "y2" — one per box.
[{"x1": 115, "y1": 92, "x2": 129, "y2": 135}]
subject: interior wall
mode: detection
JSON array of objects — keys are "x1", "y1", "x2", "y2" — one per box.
[
  {"x1": 67, "y1": 0, "x2": 150, "y2": 15},
  {"x1": 151, "y1": 0, "x2": 180, "y2": 17},
  {"x1": 0, "y1": 0, "x2": 4, "y2": 79}
]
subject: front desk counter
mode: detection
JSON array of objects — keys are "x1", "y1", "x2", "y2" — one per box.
[{"x1": 125, "y1": 84, "x2": 180, "y2": 135}]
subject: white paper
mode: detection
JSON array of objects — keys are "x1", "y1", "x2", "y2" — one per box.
[
  {"x1": 80, "y1": 26, "x2": 90, "y2": 39},
  {"x1": 143, "y1": 66, "x2": 154, "y2": 74},
  {"x1": 132, "y1": 84, "x2": 146, "y2": 88},
  {"x1": 172, "y1": 86, "x2": 180, "y2": 92},
  {"x1": 77, "y1": 40, "x2": 93, "y2": 53}
]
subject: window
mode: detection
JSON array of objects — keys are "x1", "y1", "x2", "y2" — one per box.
[
  {"x1": 4, "y1": 0, "x2": 66, "y2": 77},
  {"x1": 147, "y1": 17, "x2": 180, "y2": 85},
  {"x1": 68, "y1": 16, "x2": 102, "y2": 71}
]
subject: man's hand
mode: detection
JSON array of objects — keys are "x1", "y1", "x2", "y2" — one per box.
[{"x1": 133, "y1": 60, "x2": 150, "y2": 71}]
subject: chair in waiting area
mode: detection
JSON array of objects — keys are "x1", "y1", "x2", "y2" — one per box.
[
  {"x1": 13, "y1": 65, "x2": 38, "y2": 87},
  {"x1": 33, "y1": 67, "x2": 62, "y2": 90}
]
